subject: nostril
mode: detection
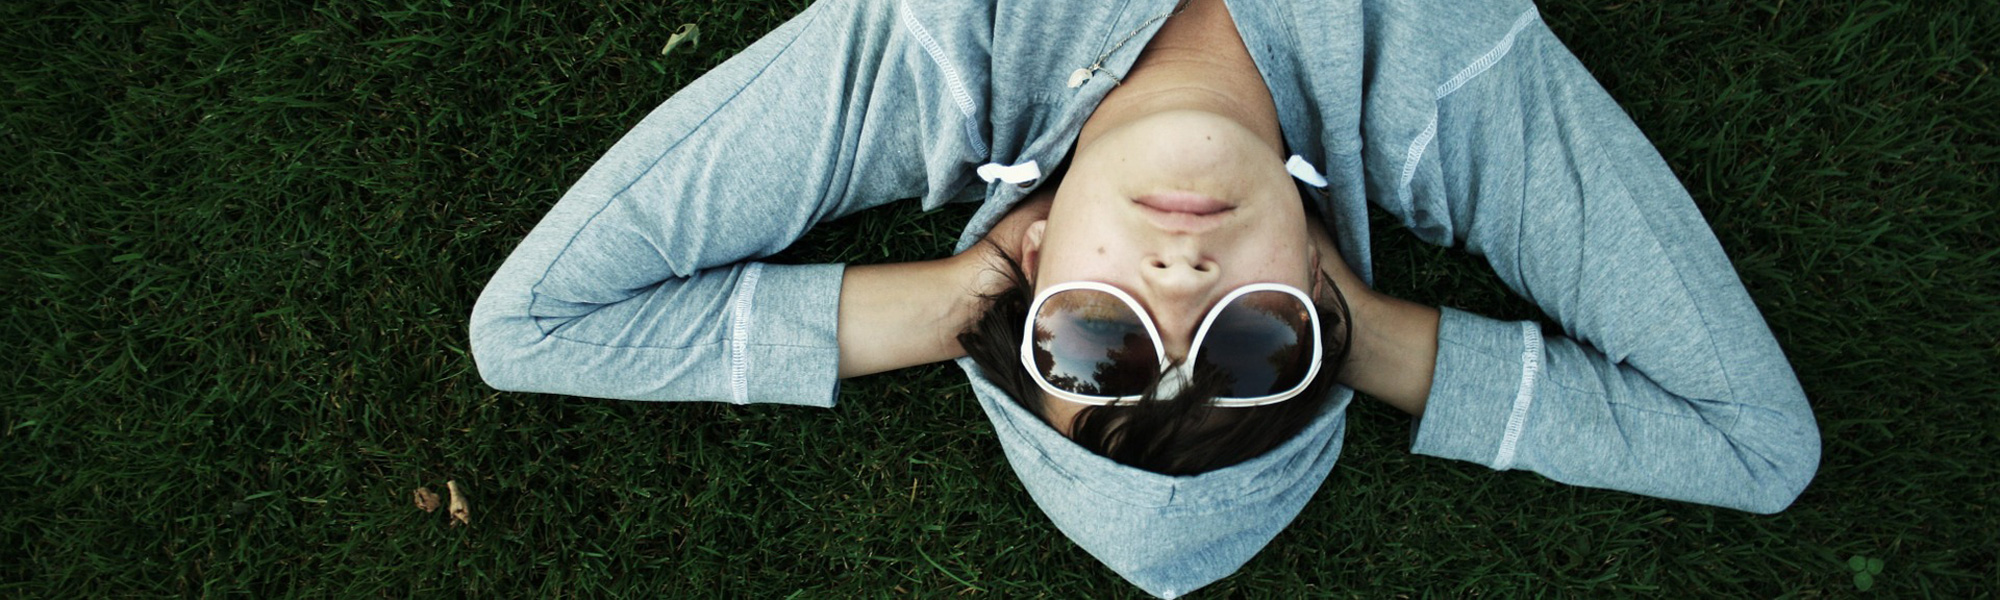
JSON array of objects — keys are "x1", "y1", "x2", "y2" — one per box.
[
  {"x1": 1193, "y1": 263, "x2": 1211, "y2": 273},
  {"x1": 1150, "y1": 259, "x2": 1168, "y2": 269}
]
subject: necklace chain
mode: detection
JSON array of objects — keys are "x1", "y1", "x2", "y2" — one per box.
[{"x1": 1073, "y1": 0, "x2": 1192, "y2": 87}]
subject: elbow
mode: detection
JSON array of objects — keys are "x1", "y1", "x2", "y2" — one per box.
[
  {"x1": 469, "y1": 321, "x2": 523, "y2": 393},
  {"x1": 468, "y1": 314, "x2": 521, "y2": 393},
  {"x1": 1761, "y1": 430, "x2": 1821, "y2": 514},
  {"x1": 1740, "y1": 403, "x2": 1823, "y2": 515},
  {"x1": 468, "y1": 284, "x2": 542, "y2": 394},
  {"x1": 1743, "y1": 452, "x2": 1817, "y2": 515}
]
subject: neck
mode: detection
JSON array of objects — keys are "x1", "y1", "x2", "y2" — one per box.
[{"x1": 1076, "y1": 0, "x2": 1283, "y2": 156}]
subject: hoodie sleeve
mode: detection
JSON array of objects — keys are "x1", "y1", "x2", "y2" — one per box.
[
  {"x1": 469, "y1": 0, "x2": 977, "y2": 407},
  {"x1": 1360, "y1": 6, "x2": 1821, "y2": 513}
]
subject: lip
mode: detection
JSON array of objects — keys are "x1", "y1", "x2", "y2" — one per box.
[
  {"x1": 1136, "y1": 192, "x2": 1233, "y2": 214},
  {"x1": 1133, "y1": 192, "x2": 1233, "y2": 233}
]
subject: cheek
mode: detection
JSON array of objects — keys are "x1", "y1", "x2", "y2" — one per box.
[
  {"x1": 1038, "y1": 210, "x2": 1142, "y2": 281},
  {"x1": 1222, "y1": 223, "x2": 1315, "y2": 283},
  {"x1": 1044, "y1": 238, "x2": 1135, "y2": 282}
]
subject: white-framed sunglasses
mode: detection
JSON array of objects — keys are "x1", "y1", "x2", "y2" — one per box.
[{"x1": 1018, "y1": 281, "x2": 1324, "y2": 407}]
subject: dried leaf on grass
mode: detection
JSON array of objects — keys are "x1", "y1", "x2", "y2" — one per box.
[
  {"x1": 660, "y1": 23, "x2": 699, "y2": 56},
  {"x1": 413, "y1": 487, "x2": 440, "y2": 512},
  {"x1": 446, "y1": 480, "x2": 470, "y2": 526}
]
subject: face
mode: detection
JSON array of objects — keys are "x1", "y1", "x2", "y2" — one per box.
[{"x1": 1025, "y1": 108, "x2": 1315, "y2": 363}]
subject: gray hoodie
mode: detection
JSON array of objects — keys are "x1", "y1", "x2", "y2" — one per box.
[{"x1": 470, "y1": 0, "x2": 1821, "y2": 596}]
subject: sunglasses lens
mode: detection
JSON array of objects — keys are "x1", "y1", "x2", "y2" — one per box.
[
  {"x1": 1029, "y1": 289, "x2": 1159, "y2": 397},
  {"x1": 1196, "y1": 291, "x2": 1315, "y2": 397}
]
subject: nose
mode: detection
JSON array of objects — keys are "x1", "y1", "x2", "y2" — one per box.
[
  {"x1": 1140, "y1": 249, "x2": 1221, "y2": 340},
  {"x1": 1142, "y1": 252, "x2": 1219, "y2": 286}
]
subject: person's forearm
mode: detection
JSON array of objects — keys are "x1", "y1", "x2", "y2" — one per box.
[
  {"x1": 836, "y1": 194, "x2": 1051, "y2": 379},
  {"x1": 1306, "y1": 222, "x2": 1441, "y2": 416},
  {"x1": 1336, "y1": 291, "x2": 1440, "y2": 416},
  {"x1": 835, "y1": 257, "x2": 986, "y2": 378}
]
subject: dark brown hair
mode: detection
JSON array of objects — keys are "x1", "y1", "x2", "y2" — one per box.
[{"x1": 957, "y1": 248, "x2": 1352, "y2": 475}]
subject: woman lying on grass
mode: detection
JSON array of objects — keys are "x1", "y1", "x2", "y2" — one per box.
[{"x1": 469, "y1": 0, "x2": 1821, "y2": 595}]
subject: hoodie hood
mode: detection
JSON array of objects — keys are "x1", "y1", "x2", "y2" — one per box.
[{"x1": 959, "y1": 361, "x2": 1352, "y2": 598}]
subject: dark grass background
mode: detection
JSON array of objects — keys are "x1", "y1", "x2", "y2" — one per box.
[{"x1": 3, "y1": 0, "x2": 1995, "y2": 596}]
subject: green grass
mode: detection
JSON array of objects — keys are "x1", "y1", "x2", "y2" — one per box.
[{"x1": 3, "y1": 0, "x2": 1995, "y2": 596}]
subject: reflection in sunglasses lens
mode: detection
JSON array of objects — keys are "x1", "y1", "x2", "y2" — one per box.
[
  {"x1": 1197, "y1": 291, "x2": 1312, "y2": 397},
  {"x1": 1031, "y1": 290, "x2": 1157, "y2": 397}
]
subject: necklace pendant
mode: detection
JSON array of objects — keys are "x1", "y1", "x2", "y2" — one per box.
[{"x1": 1066, "y1": 67, "x2": 1092, "y2": 89}]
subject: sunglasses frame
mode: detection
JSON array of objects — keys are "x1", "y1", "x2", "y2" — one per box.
[{"x1": 1018, "y1": 281, "x2": 1324, "y2": 408}]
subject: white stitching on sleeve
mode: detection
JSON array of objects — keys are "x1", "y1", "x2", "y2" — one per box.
[
  {"x1": 900, "y1": 4, "x2": 988, "y2": 157},
  {"x1": 1395, "y1": 9, "x2": 1542, "y2": 198},
  {"x1": 729, "y1": 263, "x2": 764, "y2": 405},
  {"x1": 1493, "y1": 320, "x2": 1543, "y2": 470}
]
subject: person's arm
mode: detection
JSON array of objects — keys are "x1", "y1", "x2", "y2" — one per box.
[
  {"x1": 836, "y1": 194, "x2": 1050, "y2": 377},
  {"x1": 1353, "y1": 5, "x2": 1819, "y2": 513},
  {"x1": 1307, "y1": 218, "x2": 1440, "y2": 416},
  {"x1": 471, "y1": 0, "x2": 981, "y2": 406},
  {"x1": 836, "y1": 259, "x2": 977, "y2": 378}
]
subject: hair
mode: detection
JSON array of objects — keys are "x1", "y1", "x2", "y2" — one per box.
[{"x1": 957, "y1": 245, "x2": 1353, "y2": 476}]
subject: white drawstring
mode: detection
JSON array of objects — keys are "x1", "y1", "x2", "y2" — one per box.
[
  {"x1": 1286, "y1": 154, "x2": 1328, "y2": 188},
  {"x1": 976, "y1": 160, "x2": 1042, "y2": 185}
]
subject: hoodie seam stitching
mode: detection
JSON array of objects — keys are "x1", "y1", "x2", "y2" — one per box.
[
  {"x1": 728, "y1": 263, "x2": 764, "y2": 405},
  {"x1": 1394, "y1": 8, "x2": 1542, "y2": 201},
  {"x1": 899, "y1": 4, "x2": 988, "y2": 156},
  {"x1": 1491, "y1": 321, "x2": 1542, "y2": 470}
]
